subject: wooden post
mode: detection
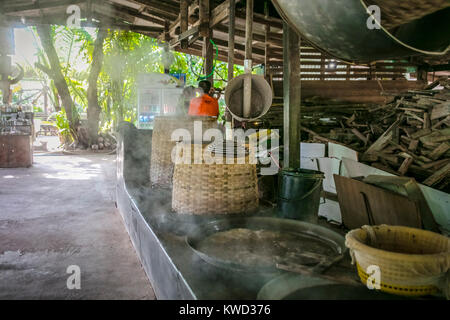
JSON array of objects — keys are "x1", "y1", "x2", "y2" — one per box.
[
  {"x1": 163, "y1": 20, "x2": 171, "y2": 74},
  {"x1": 245, "y1": 0, "x2": 254, "y2": 60},
  {"x1": 227, "y1": 0, "x2": 235, "y2": 82},
  {"x1": 200, "y1": 0, "x2": 213, "y2": 82},
  {"x1": 199, "y1": 0, "x2": 210, "y2": 37},
  {"x1": 283, "y1": 22, "x2": 301, "y2": 169},
  {"x1": 264, "y1": 0, "x2": 270, "y2": 80},
  {"x1": 417, "y1": 65, "x2": 428, "y2": 82},
  {"x1": 204, "y1": 34, "x2": 214, "y2": 83},
  {"x1": 226, "y1": 0, "x2": 236, "y2": 127},
  {"x1": 180, "y1": 0, "x2": 189, "y2": 49},
  {"x1": 243, "y1": 0, "x2": 254, "y2": 118}
]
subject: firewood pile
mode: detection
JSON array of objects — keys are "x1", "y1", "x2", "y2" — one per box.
[{"x1": 300, "y1": 77, "x2": 450, "y2": 191}]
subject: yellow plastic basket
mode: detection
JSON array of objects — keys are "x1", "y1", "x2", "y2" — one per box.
[
  {"x1": 346, "y1": 225, "x2": 449, "y2": 297},
  {"x1": 356, "y1": 263, "x2": 438, "y2": 296}
]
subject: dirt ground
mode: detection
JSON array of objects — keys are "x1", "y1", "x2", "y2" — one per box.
[{"x1": 0, "y1": 153, "x2": 155, "y2": 300}]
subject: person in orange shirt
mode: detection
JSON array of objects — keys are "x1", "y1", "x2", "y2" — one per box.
[{"x1": 188, "y1": 80, "x2": 219, "y2": 117}]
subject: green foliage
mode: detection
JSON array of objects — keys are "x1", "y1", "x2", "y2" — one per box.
[
  {"x1": 52, "y1": 110, "x2": 70, "y2": 133},
  {"x1": 52, "y1": 110, "x2": 73, "y2": 144},
  {"x1": 33, "y1": 106, "x2": 43, "y2": 113},
  {"x1": 23, "y1": 26, "x2": 244, "y2": 133},
  {"x1": 99, "y1": 30, "x2": 163, "y2": 127}
]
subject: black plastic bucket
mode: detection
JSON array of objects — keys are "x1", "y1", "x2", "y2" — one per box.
[{"x1": 277, "y1": 168, "x2": 325, "y2": 223}]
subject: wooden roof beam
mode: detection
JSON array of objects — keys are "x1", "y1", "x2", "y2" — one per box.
[
  {"x1": 159, "y1": 0, "x2": 199, "y2": 41},
  {"x1": 214, "y1": 23, "x2": 282, "y2": 48},
  {"x1": 133, "y1": 0, "x2": 180, "y2": 21},
  {"x1": 2, "y1": 0, "x2": 85, "y2": 14},
  {"x1": 103, "y1": 1, "x2": 166, "y2": 26},
  {"x1": 167, "y1": 0, "x2": 238, "y2": 47}
]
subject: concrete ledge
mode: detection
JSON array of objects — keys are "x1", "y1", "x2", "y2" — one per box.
[{"x1": 115, "y1": 123, "x2": 278, "y2": 300}]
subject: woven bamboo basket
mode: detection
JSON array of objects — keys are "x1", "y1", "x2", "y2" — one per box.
[
  {"x1": 345, "y1": 225, "x2": 450, "y2": 297},
  {"x1": 150, "y1": 116, "x2": 217, "y2": 188},
  {"x1": 172, "y1": 142, "x2": 259, "y2": 215},
  {"x1": 364, "y1": 0, "x2": 450, "y2": 30}
]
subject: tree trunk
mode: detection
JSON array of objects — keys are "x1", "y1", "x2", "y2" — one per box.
[
  {"x1": 112, "y1": 79, "x2": 124, "y2": 126},
  {"x1": 87, "y1": 28, "x2": 107, "y2": 146},
  {"x1": 51, "y1": 82, "x2": 61, "y2": 112},
  {"x1": 36, "y1": 25, "x2": 79, "y2": 139}
]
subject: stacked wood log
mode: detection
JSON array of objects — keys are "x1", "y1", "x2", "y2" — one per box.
[
  {"x1": 91, "y1": 133, "x2": 116, "y2": 151},
  {"x1": 300, "y1": 77, "x2": 450, "y2": 192}
]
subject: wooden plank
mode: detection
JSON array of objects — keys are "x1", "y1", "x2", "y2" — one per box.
[
  {"x1": 210, "y1": 0, "x2": 232, "y2": 27},
  {"x1": 398, "y1": 157, "x2": 414, "y2": 175},
  {"x1": 422, "y1": 163, "x2": 450, "y2": 187},
  {"x1": 300, "y1": 126, "x2": 341, "y2": 144},
  {"x1": 429, "y1": 142, "x2": 450, "y2": 160},
  {"x1": 421, "y1": 133, "x2": 450, "y2": 145},
  {"x1": 421, "y1": 158, "x2": 450, "y2": 170},
  {"x1": 425, "y1": 76, "x2": 448, "y2": 90},
  {"x1": 334, "y1": 175, "x2": 422, "y2": 229},
  {"x1": 432, "y1": 115, "x2": 450, "y2": 129},
  {"x1": 431, "y1": 102, "x2": 450, "y2": 120},
  {"x1": 362, "y1": 175, "x2": 439, "y2": 232},
  {"x1": 351, "y1": 128, "x2": 369, "y2": 145},
  {"x1": 364, "y1": 118, "x2": 401, "y2": 156},
  {"x1": 162, "y1": 1, "x2": 199, "y2": 40},
  {"x1": 136, "y1": 1, "x2": 179, "y2": 21},
  {"x1": 408, "y1": 139, "x2": 419, "y2": 152},
  {"x1": 173, "y1": 25, "x2": 199, "y2": 44},
  {"x1": 371, "y1": 163, "x2": 400, "y2": 175},
  {"x1": 411, "y1": 128, "x2": 432, "y2": 139}
]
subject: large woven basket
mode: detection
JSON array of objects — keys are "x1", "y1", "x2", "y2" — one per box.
[
  {"x1": 346, "y1": 225, "x2": 450, "y2": 297},
  {"x1": 172, "y1": 142, "x2": 259, "y2": 215},
  {"x1": 150, "y1": 116, "x2": 217, "y2": 188}
]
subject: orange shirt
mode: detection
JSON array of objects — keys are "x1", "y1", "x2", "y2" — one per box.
[{"x1": 188, "y1": 94, "x2": 219, "y2": 117}]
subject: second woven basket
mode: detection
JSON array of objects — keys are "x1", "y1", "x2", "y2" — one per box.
[
  {"x1": 150, "y1": 116, "x2": 217, "y2": 188},
  {"x1": 172, "y1": 142, "x2": 259, "y2": 215}
]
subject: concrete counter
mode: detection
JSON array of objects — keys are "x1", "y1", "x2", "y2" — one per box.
[{"x1": 115, "y1": 123, "x2": 361, "y2": 300}]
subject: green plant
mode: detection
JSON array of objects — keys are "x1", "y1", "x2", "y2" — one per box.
[
  {"x1": 52, "y1": 110, "x2": 73, "y2": 144},
  {"x1": 33, "y1": 106, "x2": 43, "y2": 113}
]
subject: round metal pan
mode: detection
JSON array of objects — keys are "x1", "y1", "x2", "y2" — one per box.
[{"x1": 186, "y1": 217, "x2": 347, "y2": 273}]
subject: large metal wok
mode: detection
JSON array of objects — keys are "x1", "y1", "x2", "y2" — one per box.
[
  {"x1": 186, "y1": 217, "x2": 347, "y2": 273},
  {"x1": 272, "y1": 0, "x2": 450, "y2": 63}
]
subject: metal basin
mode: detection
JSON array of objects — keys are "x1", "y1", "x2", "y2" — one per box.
[{"x1": 186, "y1": 217, "x2": 346, "y2": 273}]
